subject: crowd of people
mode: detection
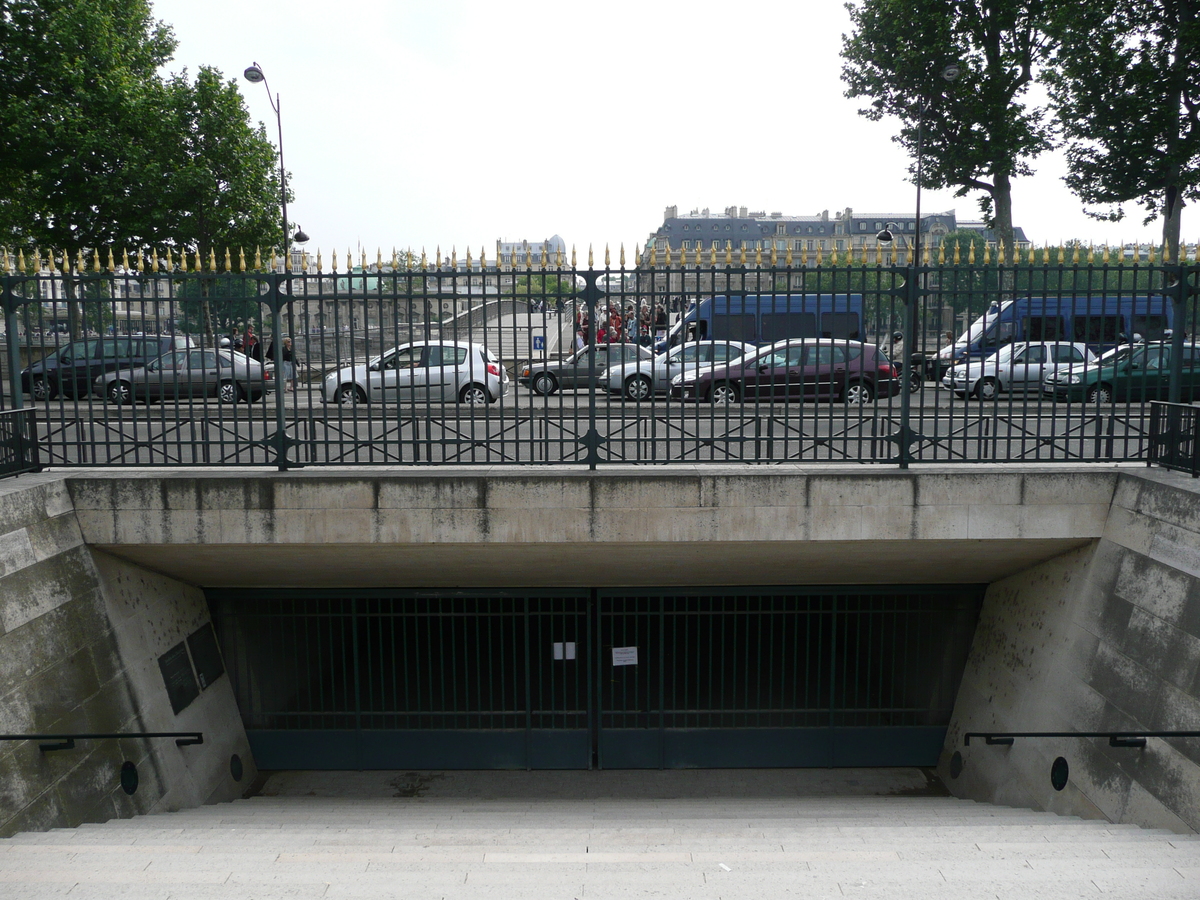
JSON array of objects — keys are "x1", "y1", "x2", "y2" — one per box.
[{"x1": 575, "y1": 301, "x2": 669, "y2": 349}]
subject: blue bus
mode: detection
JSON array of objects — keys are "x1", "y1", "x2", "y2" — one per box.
[
  {"x1": 928, "y1": 294, "x2": 1175, "y2": 379},
  {"x1": 663, "y1": 293, "x2": 865, "y2": 350}
]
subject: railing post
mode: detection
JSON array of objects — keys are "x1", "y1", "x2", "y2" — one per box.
[
  {"x1": 3, "y1": 273, "x2": 22, "y2": 413},
  {"x1": 1168, "y1": 263, "x2": 1189, "y2": 405},
  {"x1": 267, "y1": 272, "x2": 290, "y2": 471},
  {"x1": 895, "y1": 264, "x2": 920, "y2": 468},
  {"x1": 580, "y1": 270, "x2": 603, "y2": 469}
]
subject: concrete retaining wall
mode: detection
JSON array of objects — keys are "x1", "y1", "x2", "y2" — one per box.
[
  {"x1": 0, "y1": 476, "x2": 253, "y2": 838},
  {"x1": 942, "y1": 469, "x2": 1200, "y2": 833}
]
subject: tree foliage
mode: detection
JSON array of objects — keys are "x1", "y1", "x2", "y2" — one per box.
[
  {"x1": 0, "y1": 1, "x2": 284, "y2": 262},
  {"x1": 1043, "y1": 1, "x2": 1200, "y2": 260},
  {"x1": 841, "y1": 0, "x2": 1058, "y2": 252},
  {"x1": 0, "y1": 0, "x2": 176, "y2": 252}
]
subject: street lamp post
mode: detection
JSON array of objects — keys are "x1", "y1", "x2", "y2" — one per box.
[{"x1": 242, "y1": 62, "x2": 293, "y2": 271}]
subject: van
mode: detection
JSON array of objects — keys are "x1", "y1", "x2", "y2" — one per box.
[
  {"x1": 21, "y1": 334, "x2": 194, "y2": 400},
  {"x1": 662, "y1": 293, "x2": 864, "y2": 350},
  {"x1": 927, "y1": 294, "x2": 1174, "y2": 381}
]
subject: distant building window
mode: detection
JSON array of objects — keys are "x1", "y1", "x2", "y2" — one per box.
[
  {"x1": 682, "y1": 241, "x2": 691, "y2": 250},
  {"x1": 725, "y1": 240, "x2": 733, "y2": 249},
  {"x1": 776, "y1": 224, "x2": 786, "y2": 235},
  {"x1": 874, "y1": 222, "x2": 882, "y2": 231},
  {"x1": 683, "y1": 225, "x2": 689, "y2": 231},
  {"x1": 725, "y1": 225, "x2": 731, "y2": 231},
  {"x1": 741, "y1": 225, "x2": 748, "y2": 231},
  {"x1": 806, "y1": 226, "x2": 813, "y2": 234},
  {"x1": 836, "y1": 240, "x2": 845, "y2": 250},
  {"x1": 859, "y1": 223, "x2": 868, "y2": 231}
]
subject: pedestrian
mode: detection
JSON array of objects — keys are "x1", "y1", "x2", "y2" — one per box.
[
  {"x1": 244, "y1": 325, "x2": 262, "y2": 362},
  {"x1": 281, "y1": 337, "x2": 296, "y2": 392},
  {"x1": 229, "y1": 326, "x2": 242, "y2": 351}
]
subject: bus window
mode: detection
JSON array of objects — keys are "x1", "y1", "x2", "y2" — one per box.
[
  {"x1": 1132, "y1": 314, "x2": 1169, "y2": 341},
  {"x1": 1073, "y1": 315, "x2": 1121, "y2": 345},
  {"x1": 822, "y1": 312, "x2": 861, "y2": 339},
  {"x1": 712, "y1": 314, "x2": 756, "y2": 342},
  {"x1": 1023, "y1": 316, "x2": 1065, "y2": 341},
  {"x1": 760, "y1": 312, "x2": 816, "y2": 342}
]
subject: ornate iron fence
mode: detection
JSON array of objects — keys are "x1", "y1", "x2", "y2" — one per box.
[{"x1": 2, "y1": 246, "x2": 1197, "y2": 471}]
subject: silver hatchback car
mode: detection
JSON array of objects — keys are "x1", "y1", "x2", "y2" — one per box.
[{"x1": 323, "y1": 341, "x2": 508, "y2": 406}]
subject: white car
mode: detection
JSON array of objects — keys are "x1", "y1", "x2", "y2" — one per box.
[
  {"x1": 600, "y1": 341, "x2": 752, "y2": 401},
  {"x1": 323, "y1": 340, "x2": 508, "y2": 406},
  {"x1": 942, "y1": 341, "x2": 1096, "y2": 400}
]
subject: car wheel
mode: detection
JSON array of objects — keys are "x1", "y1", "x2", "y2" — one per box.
[
  {"x1": 625, "y1": 375, "x2": 653, "y2": 402},
  {"x1": 30, "y1": 377, "x2": 55, "y2": 402},
  {"x1": 1087, "y1": 384, "x2": 1112, "y2": 404},
  {"x1": 710, "y1": 382, "x2": 740, "y2": 405},
  {"x1": 532, "y1": 373, "x2": 557, "y2": 396},
  {"x1": 459, "y1": 383, "x2": 491, "y2": 405},
  {"x1": 844, "y1": 380, "x2": 874, "y2": 406},
  {"x1": 107, "y1": 380, "x2": 132, "y2": 406},
  {"x1": 217, "y1": 380, "x2": 239, "y2": 404},
  {"x1": 975, "y1": 377, "x2": 998, "y2": 401},
  {"x1": 337, "y1": 384, "x2": 365, "y2": 406}
]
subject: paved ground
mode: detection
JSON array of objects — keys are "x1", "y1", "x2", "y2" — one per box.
[{"x1": 2, "y1": 768, "x2": 1199, "y2": 899}]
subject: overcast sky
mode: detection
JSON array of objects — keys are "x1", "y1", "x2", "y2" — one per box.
[{"x1": 148, "y1": 0, "x2": 1170, "y2": 263}]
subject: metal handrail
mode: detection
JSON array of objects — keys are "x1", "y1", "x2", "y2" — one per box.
[
  {"x1": 964, "y1": 730, "x2": 1200, "y2": 749},
  {"x1": 0, "y1": 732, "x2": 204, "y2": 752}
]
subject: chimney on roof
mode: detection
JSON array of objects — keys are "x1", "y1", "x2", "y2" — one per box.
[
  {"x1": 821, "y1": 210, "x2": 829, "y2": 221},
  {"x1": 665, "y1": 205, "x2": 678, "y2": 220},
  {"x1": 738, "y1": 207, "x2": 747, "y2": 218},
  {"x1": 725, "y1": 206, "x2": 737, "y2": 217}
]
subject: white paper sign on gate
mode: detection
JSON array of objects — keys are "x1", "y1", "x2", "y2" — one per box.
[{"x1": 612, "y1": 646, "x2": 638, "y2": 666}]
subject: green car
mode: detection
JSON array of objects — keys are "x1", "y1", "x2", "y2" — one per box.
[{"x1": 1042, "y1": 340, "x2": 1200, "y2": 403}]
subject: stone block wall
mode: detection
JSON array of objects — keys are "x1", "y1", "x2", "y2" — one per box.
[
  {"x1": 942, "y1": 469, "x2": 1200, "y2": 833},
  {"x1": 0, "y1": 476, "x2": 253, "y2": 837}
]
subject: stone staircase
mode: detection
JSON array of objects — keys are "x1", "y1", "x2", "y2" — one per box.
[{"x1": 2, "y1": 774, "x2": 1198, "y2": 899}]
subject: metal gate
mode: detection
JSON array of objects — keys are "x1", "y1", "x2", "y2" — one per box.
[{"x1": 209, "y1": 587, "x2": 982, "y2": 770}]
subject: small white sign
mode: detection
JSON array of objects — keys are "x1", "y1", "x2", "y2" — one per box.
[
  {"x1": 553, "y1": 641, "x2": 576, "y2": 660},
  {"x1": 612, "y1": 646, "x2": 639, "y2": 666}
]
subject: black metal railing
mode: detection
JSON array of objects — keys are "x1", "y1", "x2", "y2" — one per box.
[
  {"x1": 964, "y1": 730, "x2": 1200, "y2": 749},
  {"x1": 0, "y1": 731, "x2": 204, "y2": 751},
  {"x1": 1149, "y1": 401, "x2": 1200, "y2": 476},
  {"x1": 2, "y1": 255, "x2": 1197, "y2": 471},
  {"x1": 0, "y1": 408, "x2": 40, "y2": 477}
]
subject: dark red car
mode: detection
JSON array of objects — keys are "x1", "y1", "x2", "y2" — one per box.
[{"x1": 669, "y1": 338, "x2": 901, "y2": 406}]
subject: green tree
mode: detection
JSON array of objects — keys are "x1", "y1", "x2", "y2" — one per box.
[
  {"x1": 1043, "y1": 2, "x2": 1200, "y2": 261},
  {"x1": 0, "y1": 0, "x2": 176, "y2": 253},
  {"x1": 509, "y1": 274, "x2": 577, "y2": 307},
  {"x1": 841, "y1": 0, "x2": 1059, "y2": 252}
]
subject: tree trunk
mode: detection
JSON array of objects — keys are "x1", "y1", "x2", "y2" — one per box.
[
  {"x1": 991, "y1": 172, "x2": 1015, "y2": 255},
  {"x1": 1163, "y1": 183, "x2": 1183, "y2": 262}
]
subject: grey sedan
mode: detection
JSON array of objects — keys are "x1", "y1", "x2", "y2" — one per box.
[
  {"x1": 601, "y1": 341, "x2": 753, "y2": 401},
  {"x1": 519, "y1": 342, "x2": 653, "y2": 395},
  {"x1": 98, "y1": 348, "x2": 273, "y2": 404}
]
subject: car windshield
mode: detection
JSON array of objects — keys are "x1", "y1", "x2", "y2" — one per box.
[{"x1": 961, "y1": 302, "x2": 1011, "y2": 344}]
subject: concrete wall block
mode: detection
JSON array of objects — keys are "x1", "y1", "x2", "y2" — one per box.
[
  {"x1": 72, "y1": 510, "x2": 116, "y2": 544},
  {"x1": 1111, "y1": 473, "x2": 1144, "y2": 511},
  {"x1": 911, "y1": 505, "x2": 970, "y2": 540},
  {"x1": 712, "y1": 506, "x2": 808, "y2": 542},
  {"x1": 1147, "y1": 520, "x2": 1200, "y2": 580},
  {"x1": 809, "y1": 475, "x2": 914, "y2": 508},
  {"x1": 803, "y1": 504, "x2": 862, "y2": 541},
  {"x1": 858, "y1": 506, "x2": 918, "y2": 541},
  {"x1": 377, "y1": 477, "x2": 484, "y2": 510},
  {"x1": 426, "y1": 507, "x2": 488, "y2": 543},
  {"x1": 486, "y1": 477, "x2": 590, "y2": 510},
  {"x1": 590, "y1": 475, "x2": 704, "y2": 510},
  {"x1": 1113, "y1": 552, "x2": 1193, "y2": 624},
  {"x1": 0, "y1": 547, "x2": 100, "y2": 635},
  {"x1": 486, "y1": 509, "x2": 592, "y2": 543},
  {"x1": 1102, "y1": 504, "x2": 1157, "y2": 555},
  {"x1": 1130, "y1": 478, "x2": 1200, "y2": 534},
  {"x1": 1088, "y1": 643, "x2": 1166, "y2": 727},
  {"x1": 967, "y1": 503, "x2": 1026, "y2": 540},
  {"x1": 197, "y1": 479, "x2": 272, "y2": 512},
  {"x1": 1022, "y1": 472, "x2": 1118, "y2": 507},
  {"x1": 591, "y1": 508, "x2": 720, "y2": 544},
  {"x1": 0, "y1": 526, "x2": 37, "y2": 578},
  {"x1": 0, "y1": 596, "x2": 107, "y2": 695},
  {"x1": 24, "y1": 513, "x2": 85, "y2": 564},
  {"x1": 704, "y1": 474, "x2": 808, "y2": 509},
  {"x1": 274, "y1": 479, "x2": 375, "y2": 510},
  {"x1": 916, "y1": 473, "x2": 1022, "y2": 507},
  {"x1": 64, "y1": 478, "x2": 116, "y2": 512},
  {"x1": 107, "y1": 478, "x2": 165, "y2": 512},
  {"x1": 0, "y1": 481, "x2": 70, "y2": 533}
]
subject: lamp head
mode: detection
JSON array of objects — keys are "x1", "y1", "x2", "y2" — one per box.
[
  {"x1": 941, "y1": 63, "x2": 961, "y2": 82},
  {"x1": 293, "y1": 227, "x2": 310, "y2": 245},
  {"x1": 876, "y1": 224, "x2": 896, "y2": 244},
  {"x1": 243, "y1": 63, "x2": 265, "y2": 84}
]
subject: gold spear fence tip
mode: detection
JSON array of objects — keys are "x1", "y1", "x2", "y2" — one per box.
[{"x1": 620, "y1": 243, "x2": 625, "y2": 267}]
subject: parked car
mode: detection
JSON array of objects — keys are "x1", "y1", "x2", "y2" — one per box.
[
  {"x1": 941, "y1": 341, "x2": 1096, "y2": 400},
  {"x1": 670, "y1": 338, "x2": 901, "y2": 405},
  {"x1": 1042, "y1": 340, "x2": 1200, "y2": 403},
  {"x1": 22, "y1": 334, "x2": 193, "y2": 400},
  {"x1": 97, "y1": 348, "x2": 273, "y2": 404},
  {"x1": 600, "y1": 341, "x2": 752, "y2": 401},
  {"x1": 322, "y1": 340, "x2": 507, "y2": 406},
  {"x1": 519, "y1": 342, "x2": 652, "y2": 395}
]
